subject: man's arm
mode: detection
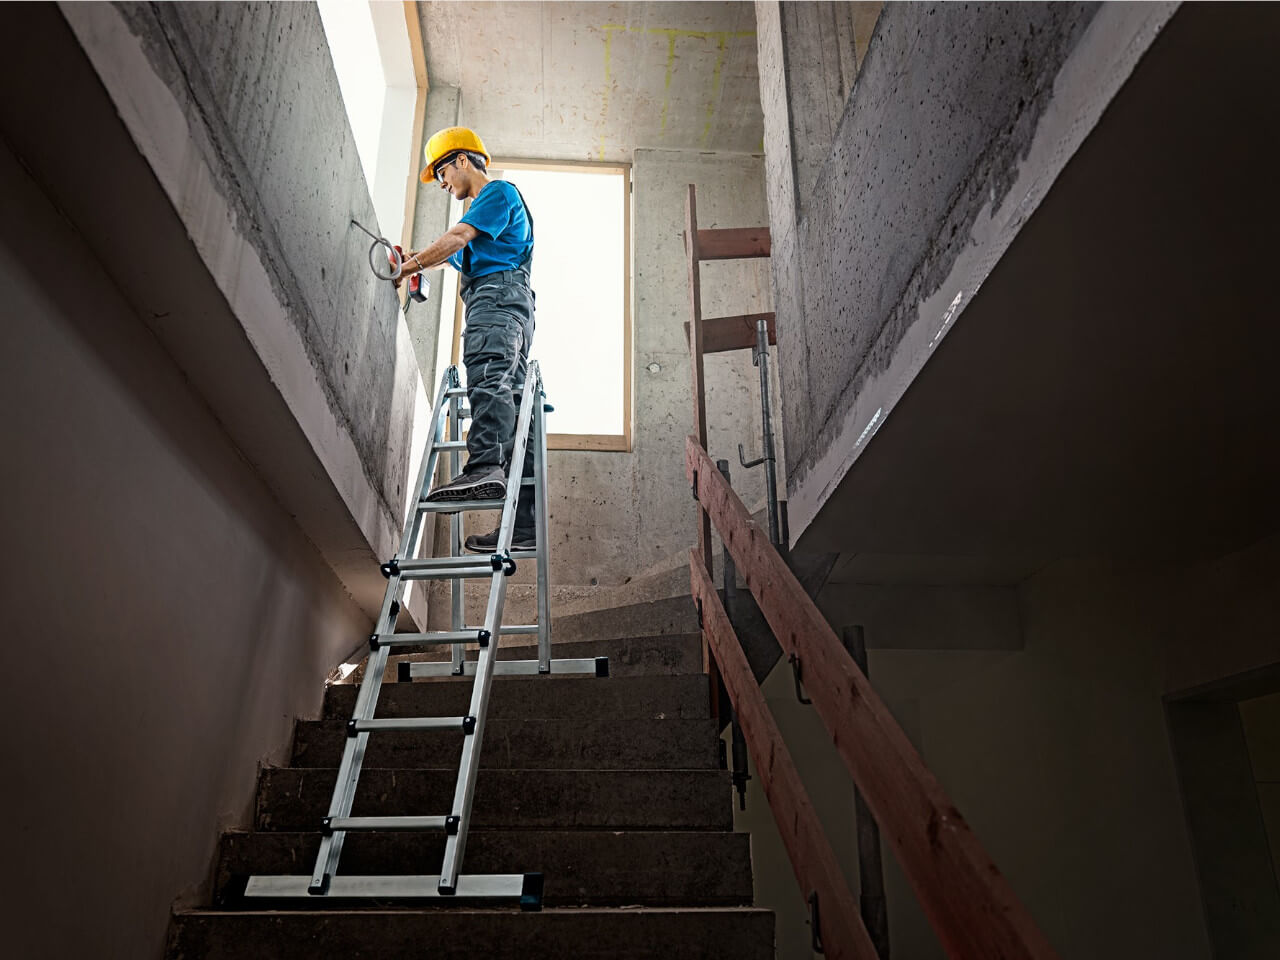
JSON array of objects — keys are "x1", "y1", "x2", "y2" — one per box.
[{"x1": 400, "y1": 221, "x2": 479, "y2": 277}]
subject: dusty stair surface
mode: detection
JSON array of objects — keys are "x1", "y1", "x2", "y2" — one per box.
[{"x1": 167, "y1": 627, "x2": 775, "y2": 959}]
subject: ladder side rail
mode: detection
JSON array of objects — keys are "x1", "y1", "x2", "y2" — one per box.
[
  {"x1": 534, "y1": 389, "x2": 552, "y2": 672},
  {"x1": 438, "y1": 365, "x2": 541, "y2": 893},
  {"x1": 449, "y1": 382, "x2": 465, "y2": 672},
  {"x1": 307, "y1": 365, "x2": 455, "y2": 895}
]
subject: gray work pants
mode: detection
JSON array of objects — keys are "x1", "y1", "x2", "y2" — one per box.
[{"x1": 460, "y1": 269, "x2": 536, "y2": 527}]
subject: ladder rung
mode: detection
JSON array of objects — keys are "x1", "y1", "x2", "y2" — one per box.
[
  {"x1": 374, "y1": 630, "x2": 489, "y2": 648},
  {"x1": 407, "y1": 657, "x2": 608, "y2": 679},
  {"x1": 465, "y1": 624, "x2": 537, "y2": 636},
  {"x1": 326, "y1": 815, "x2": 450, "y2": 832},
  {"x1": 351, "y1": 716, "x2": 470, "y2": 734},
  {"x1": 417, "y1": 498, "x2": 505, "y2": 514},
  {"x1": 445, "y1": 387, "x2": 468, "y2": 397},
  {"x1": 435, "y1": 441, "x2": 468, "y2": 451},
  {"x1": 245, "y1": 873, "x2": 540, "y2": 904}
]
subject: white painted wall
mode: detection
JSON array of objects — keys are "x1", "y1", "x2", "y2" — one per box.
[{"x1": 1, "y1": 141, "x2": 367, "y2": 960}]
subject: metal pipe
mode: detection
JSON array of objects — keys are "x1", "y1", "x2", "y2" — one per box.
[{"x1": 755, "y1": 313, "x2": 781, "y2": 547}]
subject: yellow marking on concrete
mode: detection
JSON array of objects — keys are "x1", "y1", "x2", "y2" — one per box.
[
  {"x1": 598, "y1": 24, "x2": 626, "y2": 160},
  {"x1": 700, "y1": 34, "x2": 727, "y2": 146},
  {"x1": 595, "y1": 25, "x2": 757, "y2": 147}
]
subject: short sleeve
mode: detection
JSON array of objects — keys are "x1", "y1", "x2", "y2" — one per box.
[{"x1": 460, "y1": 182, "x2": 516, "y2": 241}]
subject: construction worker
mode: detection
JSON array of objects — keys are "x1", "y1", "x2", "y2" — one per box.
[{"x1": 396, "y1": 126, "x2": 537, "y2": 553}]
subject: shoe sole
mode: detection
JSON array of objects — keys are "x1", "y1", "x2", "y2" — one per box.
[
  {"x1": 464, "y1": 538, "x2": 537, "y2": 554},
  {"x1": 424, "y1": 479, "x2": 507, "y2": 503}
]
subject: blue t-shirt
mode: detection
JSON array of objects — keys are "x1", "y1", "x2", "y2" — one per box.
[{"x1": 449, "y1": 180, "x2": 533, "y2": 278}]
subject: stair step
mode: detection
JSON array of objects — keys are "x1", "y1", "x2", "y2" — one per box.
[
  {"x1": 383, "y1": 633, "x2": 704, "y2": 680},
  {"x1": 168, "y1": 907, "x2": 775, "y2": 959},
  {"x1": 256, "y1": 768, "x2": 732, "y2": 832},
  {"x1": 292, "y1": 718, "x2": 719, "y2": 769},
  {"x1": 323, "y1": 674, "x2": 709, "y2": 721},
  {"x1": 214, "y1": 830, "x2": 752, "y2": 907}
]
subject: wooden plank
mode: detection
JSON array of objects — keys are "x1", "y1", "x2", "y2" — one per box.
[
  {"x1": 685, "y1": 436, "x2": 1061, "y2": 960},
  {"x1": 547, "y1": 433, "x2": 629, "y2": 452},
  {"x1": 696, "y1": 226, "x2": 771, "y2": 260},
  {"x1": 683, "y1": 312, "x2": 777, "y2": 355},
  {"x1": 691, "y1": 555, "x2": 876, "y2": 960}
]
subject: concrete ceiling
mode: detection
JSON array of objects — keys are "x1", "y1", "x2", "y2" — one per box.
[{"x1": 418, "y1": 1, "x2": 762, "y2": 161}]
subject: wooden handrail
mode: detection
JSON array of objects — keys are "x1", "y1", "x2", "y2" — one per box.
[
  {"x1": 687, "y1": 436, "x2": 1060, "y2": 960},
  {"x1": 691, "y1": 554, "x2": 877, "y2": 960}
]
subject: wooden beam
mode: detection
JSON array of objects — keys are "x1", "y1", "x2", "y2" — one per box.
[
  {"x1": 683, "y1": 312, "x2": 776, "y2": 355},
  {"x1": 685, "y1": 436, "x2": 1061, "y2": 960},
  {"x1": 696, "y1": 226, "x2": 771, "y2": 260},
  {"x1": 691, "y1": 555, "x2": 877, "y2": 960}
]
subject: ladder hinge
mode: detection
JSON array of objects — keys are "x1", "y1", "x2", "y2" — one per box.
[
  {"x1": 490, "y1": 552, "x2": 517, "y2": 576},
  {"x1": 379, "y1": 558, "x2": 400, "y2": 579}
]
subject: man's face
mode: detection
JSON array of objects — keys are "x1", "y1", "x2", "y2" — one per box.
[{"x1": 437, "y1": 156, "x2": 463, "y2": 197}]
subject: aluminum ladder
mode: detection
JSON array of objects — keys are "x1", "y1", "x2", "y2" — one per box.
[{"x1": 244, "y1": 361, "x2": 607, "y2": 907}]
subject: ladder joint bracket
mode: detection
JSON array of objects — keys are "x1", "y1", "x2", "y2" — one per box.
[
  {"x1": 368, "y1": 633, "x2": 380, "y2": 651},
  {"x1": 379, "y1": 558, "x2": 400, "y2": 579},
  {"x1": 345, "y1": 719, "x2": 359, "y2": 737},
  {"x1": 445, "y1": 815, "x2": 460, "y2": 836},
  {"x1": 490, "y1": 552, "x2": 517, "y2": 576},
  {"x1": 476, "y1": 628, "x2": 491, "y2": 648},
  {"x1": 462, "y1": 715, "x2": 477, "y2": 735},
  {"x1": 320, "y1": 817, "x2": 334, "y2": 836}
]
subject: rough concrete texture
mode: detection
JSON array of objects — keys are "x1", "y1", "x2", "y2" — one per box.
[
  {"x1": 292, "y1": 717, "x2": 718, "y2": 769},
  {"x1": 257, "y1": 766, "x2": 731, "y2": 832},
  {"x1": 324, "y1": 674, "x2": 710, "y2": 721},
  {"x1": 418, "y1": 1, "x2": 762, "y2": 161},
  {"x1": 58, "y1": 2, "x2": 431, "y2": 619},
  {"x1": 756, "y1": 2, "x2": 1191, "y2": 536},
  {"x1": 168, "y1": 908, "x2": 775, "y2": 960},
  {"x1": 428, "y1": 149, "x2": 777, "y2": 627},
  {"x1": 214, "y1": 830, "x2": 753, "y2": 907}
]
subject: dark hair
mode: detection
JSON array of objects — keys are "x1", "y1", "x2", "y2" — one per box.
[{"x1": 463, "y1": 150, "x2": 488, "y2": 173}]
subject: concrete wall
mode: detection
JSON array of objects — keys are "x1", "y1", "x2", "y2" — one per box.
[
  {"x1": 415, "y1": 149, "x2": 778, "y2": 622},
  {"x1": 56, "y1": 1, "x2": 432, "y2": 621},
  {"x1": 755, "y1": 1, "x2": 1182, "y2": 540},
  {"x1": 1, "y1": 137, "x2": 367, "y2": 960}
]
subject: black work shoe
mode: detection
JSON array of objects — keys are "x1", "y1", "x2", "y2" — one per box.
[
  {"x1": 424, "y1": 465, "x2": 506, "y2": 503},
  {"x1": 465, "y1": 527, "x2": 537, "y2": 553}
]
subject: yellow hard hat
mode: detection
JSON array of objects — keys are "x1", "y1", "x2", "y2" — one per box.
[{"x1": 420, "y1": 126, "x2": 490, "y2": 184}]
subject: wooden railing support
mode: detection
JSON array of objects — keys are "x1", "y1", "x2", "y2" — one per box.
[
  {"x1": 691, "y1": 555, "x2": 878, "y2": 960},
  {"x1": 686, "y1": 436, "x2": 1060, "y2": 960}
]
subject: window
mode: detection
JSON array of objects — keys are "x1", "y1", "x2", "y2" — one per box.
[
  {"x1": 485, "y1": 162, "x2": 632, "y2": 451},
  {"x1": 317, "y1": 0, "x2": 421, "y2": 247}
]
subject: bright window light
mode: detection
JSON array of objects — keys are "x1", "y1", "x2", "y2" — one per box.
[
  {"x1": 488, "y1": 164, "x2": 630, "y2": 441},
  {"x1": 317, "y1": 0, "x2": 417, "y2": 245}
]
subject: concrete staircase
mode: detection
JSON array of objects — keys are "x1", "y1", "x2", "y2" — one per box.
[{"x1": 166, "y1": 628, "x2": 775, "y2": 958}]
